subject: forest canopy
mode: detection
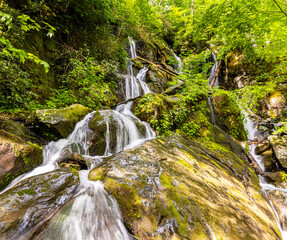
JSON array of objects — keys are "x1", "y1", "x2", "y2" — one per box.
[{"x1": 0, "y1": 0, "x2": 286, "y2": 111}]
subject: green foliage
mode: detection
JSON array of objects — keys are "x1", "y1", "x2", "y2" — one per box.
[
  {"x1": 182, "y1": 121, "x2": 200, "y2": 138},
  {"x1": 235, "y1": 82, "x2": 276, "y2": 112},
  {"x1": 282, "y1": 173, "x2": 287, "y2": 183},
  {"x1": 273, "y1": 122, "x2": 287, "y2": 135},
  {"x1": 46, "y1": 57, "x2": 118, "y2": 109}
]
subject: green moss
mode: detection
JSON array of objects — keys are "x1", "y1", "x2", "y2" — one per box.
[
  {"x1": 88, "y1": 167, "x2": 106, "y2": 181},
  {"x1": 17, "y1": 189, "x2": 36, "y2": 196},
  {"x1": 212, "y1": 90, "x2": 247, "y2": 141},
  {"x1": 36, "y1": 104, "x2": 91, "y2": 138},
  {"x1": 103, "y1": 178, "x2": 143, "y2": 230}
]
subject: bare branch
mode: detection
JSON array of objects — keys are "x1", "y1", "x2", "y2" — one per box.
[{"x1": 272, "y1": 0, "x2": 287, "y2": 18}]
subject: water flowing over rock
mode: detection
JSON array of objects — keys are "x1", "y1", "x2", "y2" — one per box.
[
  {"x1": 244, "y1": 114, "x2": 287, "y2": 239},
  {"x1": 208, "y1": 52, "x2": 219, "y2": 86},
  {"x1": 89, "y1": 109, "x2": 155, "y2": 156},
  {"x1": 33, "y1": 171, "x2": 130, "y2": 240}
]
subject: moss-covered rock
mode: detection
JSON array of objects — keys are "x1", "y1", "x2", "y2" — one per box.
[
  {"x1": 268, "y1": 135, "x2": 287, "y2": 168},
  {"x1": 0, "y1": 118, "x2": 43, "y2": 190},
  {"x1": 212, "y1": 91, "x2": 247, "y2": 140},
  {"x1": 89, "y1": 135, "x2": 281, "y2": 239},
  {"x1": 261, "y1": 150, "x2": 277, "y2": 172},
  {"x1": 36, "y1": 104, "x2": 91, "y2": 140},
  {"x1": 0, "y1": 169, "x2": 79, "y2": 239}
]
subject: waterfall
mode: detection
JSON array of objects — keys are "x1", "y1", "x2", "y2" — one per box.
[
  {"x1": 208, "y1": 52, "x2": 219, "y2": 87},
  {"x1": 0, "y1": 36, "x2": 156, "y2": 239},
  {"x1": 243, "y1": 114, "x2": 287, "y2": 239},
  {"x1": 124, "y1": 37, "x2": 151, "y2": 100},
  {"x1": 207, "y1": 96, "x2": 216, "y2": 125},
  {"x1": 172, "y1": 51, "x2": 183, "y2": 74}
]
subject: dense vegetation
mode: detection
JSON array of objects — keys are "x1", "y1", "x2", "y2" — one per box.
[{"x1": 1, "y1": 0, "x2": 286, "y2": 133}]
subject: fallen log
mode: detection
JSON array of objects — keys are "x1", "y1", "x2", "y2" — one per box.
[{"x1": 136, "y1": 56, "x2": 180, "y2": 78}]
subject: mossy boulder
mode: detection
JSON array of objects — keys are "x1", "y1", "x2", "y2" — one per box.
[
  {"x1": 133, "y1": 93, "x2": 177, "y2": 134},
  {"x1": 255, "y1": 140, "x2": 271, "y2": 155},
  {"x1": 268, "y1": 135, "x2": 287, "y2": 168},
  {"x1": 212, "y1": 91, "x2": 247, "y2": 140},
  {"x1": 261, "y1": 150, "x2": 277, "y2": 172},
  {"x1": 0, "y1": 118, "x2": 43, "y2": 191},
  {"x1": 89, "y1": 135, "x2": 281, "y2": 239},
  {"x1": 0, "y1": 169, "x2": 79, "y2": 239},
  {"x1": 257, "y1": 88, "x2": 287, "y2": 120},
  {"x1": 36, "y1": 104, "x2": 91, "y2": 140}
]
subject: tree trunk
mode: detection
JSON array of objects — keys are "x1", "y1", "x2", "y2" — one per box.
[{"x1": 191, "y1": 0, "x2": 194, "y2": 15}]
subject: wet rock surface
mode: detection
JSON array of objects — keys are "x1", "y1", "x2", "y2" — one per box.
[
  {"x1": 89, "y1": 135, "x2": 281, "y2": 240},
  {"x1": 0, "y1": 169, "x2": 79, "y2": 240},
  {"x1": 36, "y1": 104, "x2": 91, "y2": 140}
]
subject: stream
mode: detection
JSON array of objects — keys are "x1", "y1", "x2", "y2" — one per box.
[{"x1": 243, "y1": 115, "x2": 287, "y2": 240}]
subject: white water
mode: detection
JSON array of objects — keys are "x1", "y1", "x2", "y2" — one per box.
[
  {"x1": 173, "y1": 51, "x2": 183, "y2": 74},
  {"x1": 57, "y1": 171, "x2": 131, "y2": 240},
  {"x1": 2, "y1": 112, "x2": 95, "y2": 193},
  {"x1": 243, "y1": 114, "x2": 287, "y2": 239},
  {"x1": 207, "y1": 96, "x2": 216, "y2": 125},
  {"x1": 125, "y1": 37, "x2": 151, "y2": 100},
  {"x1": 208, "y1": 52, "x2": 219, "y2": 87}
]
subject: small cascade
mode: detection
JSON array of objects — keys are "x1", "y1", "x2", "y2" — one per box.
[
  {"x1": 128, "y1": 36, "x2": 137, "y2": 59},
  {"x1": 243, "y1": 114, "x2": 287, "y2": 239},
  {"x1": 45, "y1": 171, "x2": 131, "y2": 240},
  {"x1": 124, "y1": 37, "x2": 151, "y2": 100},
  {"x1": 172, "y1": 51, "x2": 183, "y2": 73},
  {"x1": 207, "y1": 96, "x2": 216, "y2": 125},
  {"x1": 100, "y1": 109, "x2": 154, "y2": 155},
  {"x1": 208, "y1": 52, "x2": 219, "y2": 87}
]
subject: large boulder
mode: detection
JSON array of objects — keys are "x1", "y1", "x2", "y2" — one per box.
[
  {"x1": 0, "y1": 169, "x2": 79, "y2": 239},
  {"x1": 269, "y1": 135, "x2": 287, "y2": 168},
  {"x1": 89, "y1": 135, "x2": 281, "y2": 239},
  {"x1": 0, "y1": 118, "x2": 43, "y2": 190},
  {"x1": 35, "y1": 104, "x2": 91, "y2": 140}
]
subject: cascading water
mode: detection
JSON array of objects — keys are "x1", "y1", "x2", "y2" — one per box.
[
  {"x1": 0, "y1": 37, "x2": 156, "y2": 239},
  {"x1": 244, "y1": 114, "x2": 287, "y2": 239},
  {"x1": 207, "y1": 96, "x2": 216, "y2": 125},
  {"x1": 173, "y1": 51, "x2": 183, "y2": 74},
  {"x1": 125, "y1": 37, "x2": 150, "y2": 100},
  {"x1": 208, "y1": 52, "x2": 219, "y2": 87}
]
